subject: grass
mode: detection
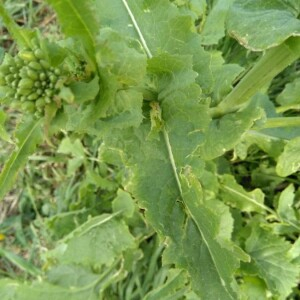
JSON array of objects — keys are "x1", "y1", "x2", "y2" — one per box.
[{"x1": 0, "y1": 0, "x2": 61, "y2": 279}]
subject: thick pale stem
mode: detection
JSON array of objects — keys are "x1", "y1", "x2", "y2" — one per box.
[
  {"x1": 263, "y1": 117, "x2": 300, "y2": 129},
  {"x1": 210, "y1": 37, "x2": 300, "y2": 118}
]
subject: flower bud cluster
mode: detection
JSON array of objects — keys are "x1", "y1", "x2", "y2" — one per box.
[{"x1": 0, "y1": 46, "x2": 63, "y2": 116}]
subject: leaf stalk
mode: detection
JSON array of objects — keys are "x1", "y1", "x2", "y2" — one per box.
[{"x1": 210, "y1": 37, "x2": 300, "y2": 118}]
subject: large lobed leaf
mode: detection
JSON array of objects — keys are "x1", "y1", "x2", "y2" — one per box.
[
  {"x1": 92, "y1": 1, "x2": 271, "y2": 298},
  {"x1": 100, "y1": 51, "x2": 250, "y2": 299}
]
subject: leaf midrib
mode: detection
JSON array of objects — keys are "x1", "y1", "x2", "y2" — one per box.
[
  {"x1": 121, "y1": 0, "x2": 183, "y2": 196},
  {"x1": 121, "y1": 1, "x2": 235, "y2": 297},
  {"x1": 64, "y1": 0, "x2": 95, "y2": 48}
]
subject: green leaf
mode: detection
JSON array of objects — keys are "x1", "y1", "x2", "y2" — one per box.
[
  {"x1": 212, "y1": 39, "x2": 300, "y2": 117},
  {"x1": 95, "y1": 0, "x2": 196, "y2": 55},
  {"x1": 288, "y1": 237, "x2": 300, "y2": 262},
  {"x1": 100, "y1": 53, "x2": 246, "y2": 299},
  {"x1": 0, "y1": 279, "x2": 18, "y2": 300},
  {"x1": 144, "y1": 269, "x2": 189, "y2": 300},
  {"x1": 52, "y1": 214, "x2": 136, "y2": 268},
  {"x1": 96, "y1": 29, "x2": 146, "y2": 86},
  {"x1": 234, "y1": 130, "x2": 285, "y2": 159},
  {"x1": 277, "y1": 184, "x2": 300, "y2": 231},
  {"x1": 227, "y1": 0, "x2": 300, "y2": 51},
  {"x1": 89, "y1": 88, "x2": 144, "y2": 137},
  {"x1": 57, "y1": 137, "x2": 86, "y2": 175},
  {"x1": 46, "y1": 265, "x2": 102, "y2": 288},
  {"x1": 0, "y1": 108, "x2": 10, "y2": 142},
  {"x1": 46, "y1": 263, "x2": 129, "y2": 298},
  {"x1": 85, "y1": 168, "x2": 117, "y2": 191},
  {"x1": 174, "y1": 0, "x2": 207, "y2": 21},
  {"x1": 0, "y1": 118, "x2": 43, "y2": 202},
  {"x1": 209, "y1": 51, "x2": 244, "y2": 105},
  {"x1": 0, "y1": 46, "x2": 4, "y2": 62},
  {"x1": 0, "y1": 280, "x2": 99, "y2": 300},
  {"x1": 245, "y1": 226, "x2": 299, "y2": 299},
  {"x1": 276, "y1": 77, "x2": 300, "y2": 106},
  {"x1": 94, "y1": 0, "x2": 215, "y2": 93},
  {"x1": 219, "y1": 174, "x2": 268, "y2": 213},
  {"x1": 0, "y1": 2, "x2": 36, "y2": 49},
  {"x1": 112, "y1": 189, "x2": 135, "y2": 218},
  {"x1": 57, "y1": 87, "x2": 74, "y2": 104},
  {"x1": 240, "y1": 276, "x2": 267, "y2": 300},
  {"x1": 57, "y1": 137, "x2": 86, "y2": 158},
  {"x1": 66, "y1": 29, "x2": 146, "y2": 134},
  {"x1": 200, "y1": 0, "x2": 235, "y2": 45},
  {"x1": 46, "y1": 0, "x2": 99, "y2": 54},
  {"x1": 176, "y1": 171, "x2": 249, "y2": 299},
  {"x1": 0, "y1": 248, "x2": 41, "y2": 277},
  {"x1": 148, "y1": 53, "x2": 198, "y2": 99},
  {"x1": 69, "y1": 76, "x2": 100, "y2": 104},
  {"x1": 276, "y1": 136, "x2": 300, "y2": 176},
  {"x1": 199, "y1": 100, "x2": 263, "y2": 160}
]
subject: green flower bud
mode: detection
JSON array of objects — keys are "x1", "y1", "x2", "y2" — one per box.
[
  {"x1": 36, "y1": 97, "x2": 45, "y2": 109},
  {"x1": 18, "y1": 88, "x2": 32, "y2": 96},
  {"x1": 36, "y1": 89, "x2": 43, "y2": 95},
  {"x1": 39, "y1": 72, "x2": 46, "y2": 81},
  {"x1": 28, "y1": 61, "x2": 42, "y2": 70},
  {"x1": 49, "y1": 75, "x2": 57, "y2": 83},
  {"x1": 18, "y1": 50, "x2": 35, "y2": 62},
  {"x1": 54, "y1": 68, "x2": 61, "y2": 76},
  {"x1": 40, "y1": 60, "x2": 50, "y2": 69},
  {"x1": 27, "y1": 69, "x2": 38, "y2": 80},
  {"x1": 45, "y1": 89, "x2": 53, "y2": 97},
  {"x1": 28, "y1": 92, "x2": 39, "y2": 100},
  {"x1": 34, "y1": 81, "x2": 42, "y2": 88},
  {"x1": 18, "y1": 78, "x2": 34, "y2": 89},
  {"x1": 22, "y1": 101, "x2": 35, "y2": 112},
  {"x1": 34, "y1": 49, "x2": 45, "y2": 59}
]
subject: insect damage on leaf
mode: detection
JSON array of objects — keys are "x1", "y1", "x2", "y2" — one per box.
[{"x1": 148, "y1": 101, "x2": 164, "y2": 139}]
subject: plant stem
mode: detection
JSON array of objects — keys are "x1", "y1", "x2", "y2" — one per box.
[
  {"x1": 276, "y1": 104, "x2": 300, "y2": 113},
  {"x1": 263, "y1": 117, "x2": 300, "y2": 129},
  {"x1": 210, "y1": 37, "x2": 300, "y2": 118}
]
